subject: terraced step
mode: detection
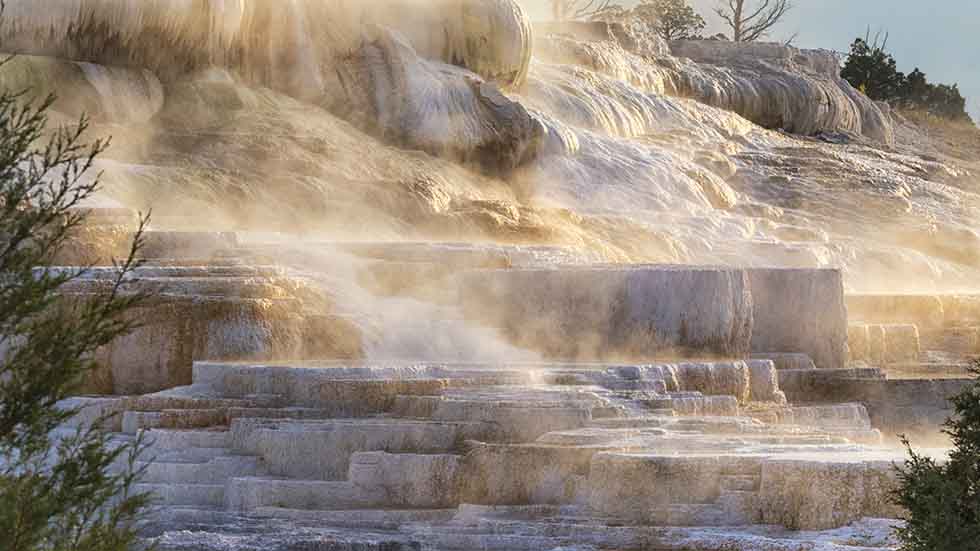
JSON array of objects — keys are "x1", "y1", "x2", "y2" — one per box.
[
  {"x1": 135, "y1": 483, "x2": 225, "y2": 508},
  {"x1": 122, "y1": 410, "x2": 227, "y2": 433},
  {"x1": 227, "y1": 452, "x2": 461, "y2": 512},
  {"x1": 588, "y1": 416, "x2": 674, "y2": 429},
  {"x1": 391, "y1": 395, "x2": 594, "y2": 442},
  {"x1": 148, "y1": 447, "x2": 236, "y2": 464},
  {"x1": 640, "y1": 392, "x2": 739, "y2": 416},
  {"x1": 745, "y1": 403, "x2": 872, "y2": 430},
  {"x1": 651, "y1": 502, "x2": 749, "y2": 526},
  {"x1": 226, "y1": 477, "x2": 382, "y2": 512},
  {"x1": 777, "y1": 367, "x2": 884, "y2": 403},
  {"x1": 142, "y1": 429, "x2": 231, "y2": 450},
  {"x1": 920, "y1": 326, "x2": 980, "y2": 354},
  {"x1": 230, "y1": 418, "x2": 470, "y2": 480},
  {"x1": 193, "y1": 361, "x2": 537, "y2": 404},
  {"x1": 248, "y1": 507, "x2": 456, "y2": 529},
  {"x1": 719, "y1": 475, "x2": 760, "y2": 492},
  {"x1": 139, "y1": 455, "x2": 263, "y2": 484},
  {"x1": 751, "y1": 353, "x2": 815, "y2": 370},
  {"x1": 122, "y1": 407, "x2": 342, "y2": 433},
  {"x1": 126, "y1": 394, "x2": 285, "y2": 412}
]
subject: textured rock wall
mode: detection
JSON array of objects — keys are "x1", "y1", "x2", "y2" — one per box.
[
  {"x1": 668, "y1": 41, "x2": 894, "y2": 143},
  {"x1": 776, "y1": 371, "x2": 971, "y2": 442},
  {"x1": 458, "y1": 266, "x2": 753, "y2": 360},
  {"x1": 332, "y1": 30, "x2": 541, "y2": 173},
  {"x1": 90, "y1": 296, "x2": 320, "y2": 394},
  {"x1": 776, "y1": 367, "x2": 884, "y2": 404},
  {"x1": 59, "y1": 266, "x2": 361, "y2": 394},
  {"x1": 535, "y1": 29, "x2": 893, "y2": 143},
  {"x1": 590, "y1": 454, "x2": 725, "y2": 514},
  {"x1": 0, "y1": 55, "x2": 163, "y2": 123},
  {"x1": 232, "y1": 420, "x2": 461, "y2": 481},
  {"x1": 674, "y1": 362, "x2": 752, "y2": 403},
  {"x1": 846, "y1": 294, "x2": 945, "y2": 329},
  {"x1": 847, "y1": 379, "x2": 974, "y2": 443},
  {"x1": 0, "y1": 0, "x2": 531, "y2": 90},
  {"x1": 748, "y1": 268, "x2": 848, "y2": 370},
  {"x1": 0, "y1": 0, "x2": 539, "y2": 172},
  {"x1": 758, "y1": 458, "x2": 901, "y2": 530},
  {"x1": 458, "y1": 443, "x2": 605, "y2": 505}
]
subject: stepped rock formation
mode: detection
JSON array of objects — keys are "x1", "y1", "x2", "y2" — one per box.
[
  {"x1": 2, "y1": 0, "x2": 979, "y2": 549},
  {"x1": 3, "y1": 0, "x2": 976, "y2": 288}
]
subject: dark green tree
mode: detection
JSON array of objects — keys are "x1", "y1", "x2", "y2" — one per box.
[
  {"x1": 635, "y1": 0, "x2": 706, "y2": 41},
  {"x1": 843, "y1": 34, "x2": 973, "y2": 122},
  {"x1": 897, "y1": 68, "x2": 930, "y2": 107},
  {"x1": 0, "y1": 67, "x2": 152, "y2": 549},
  {"x1": 893, "y1": 362, "x2": 980, "y2": 551},
  {"x1": 841, "y1": 35, "x2": 905, "y2": 101},
  {"x1": 923, "y1": 83, "x2": 971, "y2": 121}
]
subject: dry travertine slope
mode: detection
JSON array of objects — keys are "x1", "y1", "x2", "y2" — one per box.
[{"x1": 2, "y1": 0, "x2": 977, "y2": 292}]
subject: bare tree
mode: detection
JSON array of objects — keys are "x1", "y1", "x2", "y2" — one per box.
[
  {"x1": 550, "y1": 0, "x2": 615, "y2": 21},
  {"x1": 713, "y1": 0, "x2": 793, "y2": 42}
]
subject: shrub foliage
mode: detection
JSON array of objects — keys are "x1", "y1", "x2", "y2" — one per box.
[
  {"x1": 842, "y1": 34, "x2": 972, "y2": 122},
  {"x1": 0, "y1": 73, "x2": 152, "y2": 549},
  {"x1": 893, "y1": 362, "x2": 980, "y2": 551}
]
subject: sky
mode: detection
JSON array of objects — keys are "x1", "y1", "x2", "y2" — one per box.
[{"x1": 518, "y1": 0, "x2": 980, "y2": 121}]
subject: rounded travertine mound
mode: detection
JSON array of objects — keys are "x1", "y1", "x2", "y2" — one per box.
[
  {"x1": 0, "y1": 55, "x2": 163, "y2": 124},
  {"x1": 332, "y1": 30, "x2": 541, "y2": 173},
  {"x1": 0, "y1": 0, "x2": 532, "y2": 90},
  {"x1": 535, "y1": 31, "x2": 893, "y2": 143},
  {"x1": 363, "y1": 0, "x2": 533, "y2": 88},
  {"x1": 668, "y1": 40, "x2": 894, "y2": 143},
  {"x1": 0, "y1": 0, "x2": 537, "y2": 171}
]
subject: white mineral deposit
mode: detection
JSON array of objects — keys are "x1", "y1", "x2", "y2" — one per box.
[{"x1": 6, "y1": 0, "x2": 978, "y2": 548}]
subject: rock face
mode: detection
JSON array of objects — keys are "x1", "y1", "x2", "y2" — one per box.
[
  {"x1": 589, "y1": 451, "x2": 903, "y2": 530},
  {"x1": 748, "y1": 268, "x2": 848, "y2": 370},
  {"x1": 0, "y1": 0, "x2": 539, "y2": 172},
  {"x1": 458, "y1": 266, "x2": 754, "y2": 360},
  {"x1": 0, "y1": 0, "x2": 532, "y2": 90},
  {"x1": 668, "y1": 41, "x2": 894, "y2": 143},
  {"x1": 847, "y1": 294, "x2": 946, "y2": 329},
  {"x1": 0, "y1": 55, "x2": 163, "y2": 124},
  {"x1": 333, "y1": 30, "x2": 542, "y2": 173},
  {"x1": 534, "y1": 28, "x2": 893, "y2": 143},
  {"x1": 834, "y1": 378, "x2": 974, "y2": 444},
  {"x1": 746, "y1": 360, "x2": 784, "y2": 403},
  {"x1": 589, "y1": 454, "x2": 733, "y2": 521},
  {"x1": 758, "y1": 457, "x2": 902, "y2": 530},
  {"x1": 60, "y1": 264, "x2": 361, "y2": 394},
  {"x1": 458, "y1": 443, "x2": 601, "y2": 505}
]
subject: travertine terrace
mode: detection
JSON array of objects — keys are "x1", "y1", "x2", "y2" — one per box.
[
  {"x1": 4, "y1": 0, "x2": 979, "y2": 549},
  {"x1": 53, "y1": 230, "x2": 970, "y2": 551}
]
